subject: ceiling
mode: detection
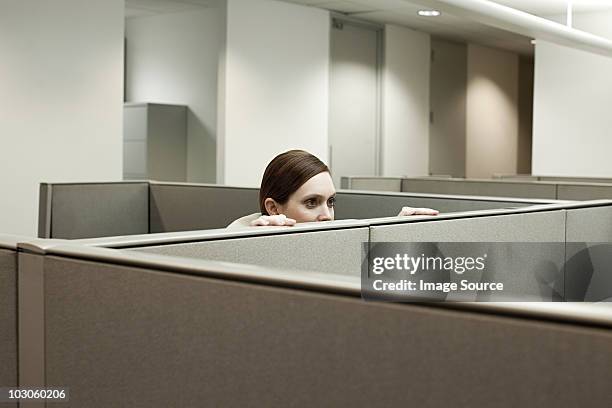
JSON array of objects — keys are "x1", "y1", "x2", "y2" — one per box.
[
  {"x1": 125, "y1": 0, "x2": 221, "y2": 18},
  {"x1": 283, "y1": 0, "x2": 537, "y2": 54},
  {"x1": 490, "y1": 0, "x2": 612, "y2": 16},
  {"x1": 124, "y1": 0, "x2": 612, "y2": 55}
]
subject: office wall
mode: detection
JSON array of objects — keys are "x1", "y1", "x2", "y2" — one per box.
[
  {"x1": 382, "y1": 25, "x2": 430, "y2": 177},
  {"x1": 429, "y1": 38, "x2": 467, "y2": 177},
  {"x1": 532, "y1": 12, "x2": 612, "y2": 177},
  {"x1": 219, "y1": 0, "x2": 330, "y2": 186},
  {"x1": 466, "y1": 44, "x2": 519, "y2": 178},
  {"x1": 125, "y1": 6, "x2": 225, "y2": 183},
  {"x1": 532, "y1": 40, "x2": 612, "y2": 177},
  {"x1": 0, "y1": 0, "x2": 124, "y2": 236}
]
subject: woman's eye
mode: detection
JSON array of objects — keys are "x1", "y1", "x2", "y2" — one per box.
[
  {"x1": 327, "y1": 197, "x2": 336, "y2": 208},
  {"x1": 305, "y1": 199, "x2": 317, "y2": 208}
]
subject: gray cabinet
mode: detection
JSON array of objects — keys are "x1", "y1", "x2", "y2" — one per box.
[{"x1": 123, "y1": 103, "x2": 187, "y2": 181}]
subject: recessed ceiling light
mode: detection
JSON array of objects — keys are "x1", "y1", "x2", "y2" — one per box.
[{"x1": 418, "y1": 10, "x2": 441, "y2": 17}]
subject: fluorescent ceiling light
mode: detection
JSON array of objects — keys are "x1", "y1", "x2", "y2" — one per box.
[{"x1": 418, "y1": 10, "x2": 441, "y2": 17}]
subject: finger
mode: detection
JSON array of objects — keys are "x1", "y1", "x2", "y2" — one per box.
[
  {"x1": 413, "y1": 208, "x2": 439, "y2": 215},
  {"x1": 398, "y1": 207, "x2": 416, "y2": 216},
  {"x1": 284, "y1": 218, "x2": 297, "y2": 226}
]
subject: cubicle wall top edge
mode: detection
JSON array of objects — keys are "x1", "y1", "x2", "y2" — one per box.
[
  {"x1": 339, "y1": 189, "x2": 564, "y2": 205},
  {"x1": 37, "y1": 243, "x2": 363, "y2": 297},
  {"x1": 361, "y1": 200, "x2": 612, "y2": 227},
  {"x1": 149, "y1": 180, "x2": 258, "y2": 190},
  {"x1": 402, "y1": 177, "x2": 561, "y2": 186},
  {"x1": 40, "y1": 181, "x2": 150, "y2": 186},
  {"x1": 32, "y1": 242, "x2": 612, "y2": 330},
  {"x1": 72, "y1": 219, "x2": 373, "y2": 248},
  {"x1": 340, "y1": 176, "x2": 403, "y2": 181},
  {"x1": 68, "y1": 200, "x2": 612, "y2": 249}
]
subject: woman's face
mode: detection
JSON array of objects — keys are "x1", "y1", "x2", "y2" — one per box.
[{"x1": 276, "y1": 171, "x2": 336, "y2": 223}]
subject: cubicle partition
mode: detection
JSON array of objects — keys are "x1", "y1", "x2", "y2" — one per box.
[
  {"x1": 39, "y1": 181, "x2": 557, "y2": 239},
  {"x1": 0, "y1": 235, "x2": 23, "y2": 407},
  {"x1": 38, "y1": 182, "x2": 149, "y2": 239},
  {"x1": 342, "y1": 176, "x2": 612, "y2": 201},
  {"x1": 340, "y1": 176, "x2": 402, "y2": 191},
  {"x1": 494, "y1": 174, "x2": 612, "y2": 184},
  {"x1": 401, "y1": 177, "x2": 559, "y2": 199},
  {"x1": 71, "y1": 200, "x2": 612, "y2": 302},
  {"x1": 15, "y1": 240, "x2": 612, "y2": 407},
  {"x1": 149, "y1": 183, "x2": 259, "y2": 233}
]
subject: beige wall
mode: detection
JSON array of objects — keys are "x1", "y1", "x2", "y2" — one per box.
[
  {"x1": 382, "y1": 25, "x2": 430, "y2": 177},
  {"x1": 466, "y1": 44, "x2": 519, "y2": 178},
  {"x1": 429, "y1": 38, "x2": 467, "y2": 178}
]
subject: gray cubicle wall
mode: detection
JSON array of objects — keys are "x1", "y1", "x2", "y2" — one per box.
[
  {"x1": 557, "y1": 182, "x2": 612, "y2": 200},
  {"x1": 131, "y1": 221, "x2": 370, "y2": 277},
  {"x1": 41, "y1": 181, "x2": 557, "y2": 239},
  {"x1": 149, "y1": 182, "x2": 259, "y2": 232},
  {"x1": 564, "y1": 204, "x2": 612, "y2": 301},
  {"x1": 495, "y1": 174, "x2": 612, "y2": 184},
  {"x1": 16, "y1": 241, "x2": 612, "y2": 407},
  {"x1": 334, "y1": 190, "x2": 551, "y2": 218},
  {"x1": 0, "y1": 235, "x2": 22, "y2": 408},
  {"x1": 401, "y1": 178, "x2": 558, "y2": 199},
  {"x1": 340, "y1": 176, "x2": 402, "y2": 192},
  {"x1": 38, "y1": 182, "x2": 149, "y2": 239}
]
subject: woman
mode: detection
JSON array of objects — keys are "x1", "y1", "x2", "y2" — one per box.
[{"x1": 227, "y1": 150, "x2": 438, "y2": 228}]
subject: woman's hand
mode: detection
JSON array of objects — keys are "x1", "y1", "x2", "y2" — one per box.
[
  {"x1": 397, "y1": 207, "x2": 439, "y2": 216},
  {"x1": 250, "y1": 214, "x2": 297, "y2": 227}
]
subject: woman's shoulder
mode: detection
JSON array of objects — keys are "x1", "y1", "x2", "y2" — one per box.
[{"x1": 226, "y1": 213, "x2": 262, "y2": 229}]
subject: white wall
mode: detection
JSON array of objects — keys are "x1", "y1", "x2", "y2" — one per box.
[
  {"x1": 532, "y1": 40, "x2": 612, "y2": 177},
  {"x1": 219, "y1": 0, "x2": 330, "y2": 186},
  {"x1": 126, "y1": 6, "x2": 225, "y2": 183},
  {"x1": 0, "y1": 0, "x2": 124, "y2": 236},
  {"x1": 382, "y1": 25, "x2": 430, "y2": 177},
  {"x1": 466, "y1": 44, "x2": 519, "y2": 178},
  {"x1": 532, "y1": 12, "x2": 612, "y2": 177}
]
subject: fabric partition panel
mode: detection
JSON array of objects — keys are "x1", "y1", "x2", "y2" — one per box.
[
  {"x1": 369, "y1": 210, "x2": 566, "y2": 301},
  {"x1": 18, "y1": 249, "x2": 612, "y2": 407},
  {"x1": 40, "y1": 183, "x2": 149, "y2": 239},
  {"x1": 0, "y1": 248, "x2": 17, "y2": 407},
  {"x1": 340, "y1": 177, "x2": 403, "y2": 192},
  {"x1": 541, "y1": 176, "x2": 612, "y2": 183},
  {"x1": 149, "y1": 184, "x2": 259, "y2": 232},
  {"x1": 131, "y1": 227, "x2": 369, "y2": 277},
  {"x1": 557, "y1": 183, "x2": 612, "y2": 201},
  {"x1": 334, "y1": 192, "x2": 531, "y2": 219},
  {"x1": 401, "y1": 178, "x2": 557, "y2": 199},
  {"x1": 564, "y1": 205, "x2": 612, "y2": 301}
]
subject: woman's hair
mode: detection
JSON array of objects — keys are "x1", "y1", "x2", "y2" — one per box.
[{"x1": 259, "y1": 150, "x2": 330, "y2": 215}]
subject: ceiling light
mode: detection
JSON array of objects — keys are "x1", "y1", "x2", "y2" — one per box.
[{"x1": 418, "y1": 10, "x2": 441, "y2": 17}]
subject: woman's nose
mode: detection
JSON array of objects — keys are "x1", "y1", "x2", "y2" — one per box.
[{"x1": 317, "y1": 205, "x2": 332, "y2": 221}]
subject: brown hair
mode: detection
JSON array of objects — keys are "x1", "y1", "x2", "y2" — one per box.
[{"x1": 259, "y1": 150, "x2": 330, "y2": 215}]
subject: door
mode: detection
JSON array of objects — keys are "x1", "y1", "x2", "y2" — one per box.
[{"x1": 329, "y1": 18, "x2": 381, "y2": 187}]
